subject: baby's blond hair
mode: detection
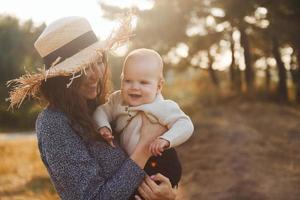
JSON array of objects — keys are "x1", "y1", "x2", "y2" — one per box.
[{"x1": 122, "y1": 48, "x2": 164, "y2": 80}]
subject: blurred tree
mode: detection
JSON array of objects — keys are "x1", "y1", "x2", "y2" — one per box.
[
  {"x1": 210, "y1": 0, "x2": 257, "y2": 94},
  {"x1": 0, "y1": 15, "x2": 44, "y2": 100},
  {"x1": 271, "y1": 35, "x2": 288, "y2": 101},
  {"x1": 248, "y1": 25, "x2": 273, "y2": 94},
  {"x1": 101, "y1": 1, "x2": 190, "y2": 53},
  {"x1": 283, "y1": 0, "x2": 300, "y2": 102},
  {"x1": 228, "y1": 29, "x2": 241, "y2": 92},
  {"x1": 0, "y1": 16, "x2": 24, "y2": 87},
  {"x1": 256, "y1": 0, "x2": 300, "y2": 101},
  {"x1": 101, "y1": 0, "x2": 223, "y2": 87},
  {"x1": 188, "y1": 32, "x2": 223, "y2": 88},
  {"x1": 0, "y1": 15, "x2": 44, "y2": 131},
  {"x1": 101, "y1": 0, "x2": 299, "y2": 103}
]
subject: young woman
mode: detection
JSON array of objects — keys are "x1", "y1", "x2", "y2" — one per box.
[{"x1": 7, "y1": 16, "x2": 176, "y2": 200}]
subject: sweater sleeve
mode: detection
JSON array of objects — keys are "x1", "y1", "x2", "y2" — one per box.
[
  {"x1": 159, "y1": 117, "x2": 194, "y2": 148},
  {"x1": 36, "y1": 110, "x2": 145, "y2": 200},
  {"x1": 141, "y1": 100, "x2": 194, "y2": 148},
  {"x1": 93, "y1": 91, "x2": 120, "y2": 131}
]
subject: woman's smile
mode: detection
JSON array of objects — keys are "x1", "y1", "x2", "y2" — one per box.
[
  {"x1": 88, "y1": 82, "x2": 98, "y2": 90},
  {"x1": 79, "y1": 79, "x2": 100, "y2": 100},
  {"x1": 79, "y1": 63, "x2": 103, "y2": 100}
]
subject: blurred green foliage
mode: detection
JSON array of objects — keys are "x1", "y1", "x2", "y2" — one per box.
[
  {"x1": 102, "y1": 0, "x2": 300, "y2": 103},
  {"x1": 1, "y1": 0, "x2": 300, "y2": 131},
  {"x1": 0, "y1": 15, "x2": 45, "y2": 131}
]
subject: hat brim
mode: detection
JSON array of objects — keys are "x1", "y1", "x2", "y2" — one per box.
[
  {"x1": 46, "y1": 40, "x2": 106, "y2": 77},
  {"x1": 7, "y1": 14, "x2": 133, "y2": 109}
]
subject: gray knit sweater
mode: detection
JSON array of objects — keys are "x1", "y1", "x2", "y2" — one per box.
[{"x1": 36, "y1": 108, "x2": 146, "y2": 200}]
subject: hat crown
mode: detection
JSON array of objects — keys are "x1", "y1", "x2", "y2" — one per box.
[{"x1": 34, "y1": 16, "x2": 93, "y2": 57}]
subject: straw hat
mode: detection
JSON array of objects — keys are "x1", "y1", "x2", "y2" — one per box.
[{"x1": 7, "y1": 15, "x2": 133, "y2": 109}]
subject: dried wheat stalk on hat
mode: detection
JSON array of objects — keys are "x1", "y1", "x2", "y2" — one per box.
[{"x1": 6, "y1": 14, "x2": 134, "y2": 109}]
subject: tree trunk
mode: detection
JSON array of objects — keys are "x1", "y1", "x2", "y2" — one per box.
[
  {"x1": 265, "y1": 64, "x2": 271, "y2": 93},
  {"x1": 207, "y1": 51, "x2": 220, "y2": 88},
  {"x1": 272, "y1": 35, "x2": 288, "y2": 102},
  {"x1": 229, "y1": 31, "x2": 236, "y2": 90},
  {"x1": 294, "y1": 48, "x2": 300, "y2": 103},
  {"x1": 236, "y1": 66, "x2": 242, "y2": 92},
  {"x1": 239, "y1": 26, "x2": 254, "y2": 94},
  {"x1": 229, "y1": 33, "x2": 242, "y2": 93}
]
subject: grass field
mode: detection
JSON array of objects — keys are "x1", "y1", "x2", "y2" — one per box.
[
  {"x1": 0, "y1": 138, "x2": 59, "y2": 200},
  {"x1": 1, "y1": 100, "x2": 300, "y2": 200}
]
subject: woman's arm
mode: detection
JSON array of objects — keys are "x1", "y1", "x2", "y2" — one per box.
[
  {"x1": 130, "y1": 113, "x2": 168, "y2": 168},
  {"x1": 36, "y1": 110, "x2": 145, "y2": 200},
  {"x1": 130, "y1": 113, "x2": 177, "y2": 200}
]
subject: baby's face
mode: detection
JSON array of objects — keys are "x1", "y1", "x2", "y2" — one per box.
[{"x1": 121, "y1": 58, "x2": 163, "y2": 106}]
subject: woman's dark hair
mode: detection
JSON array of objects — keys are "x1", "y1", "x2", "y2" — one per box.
[{"x1": 40, "y1": 53, "x2": 111, "y2": 140}]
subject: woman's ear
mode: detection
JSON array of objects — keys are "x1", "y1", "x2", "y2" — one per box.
[{"x1": 157, "y1": 79, "x2": 165, "y2": 93}]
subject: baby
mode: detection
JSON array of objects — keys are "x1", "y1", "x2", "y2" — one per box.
[{"x1": 93, "y1": 48, "x2": 194, "y2": 187}]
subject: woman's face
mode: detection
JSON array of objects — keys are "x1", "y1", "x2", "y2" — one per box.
[{"x1": 78, "y1": 62, "x2": 104, "y2": 100}]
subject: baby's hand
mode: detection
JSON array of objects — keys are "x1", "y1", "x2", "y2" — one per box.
[
  {"x1": 149, "y1": 138, "x2": 170, "y2": 157},
  {"x1": 99, "y1": 127, "x2": 115, "y2": 148}
]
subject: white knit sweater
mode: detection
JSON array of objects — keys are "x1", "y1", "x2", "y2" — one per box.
[{"x1": 93, "y1": 90, "x2": 194, "y2": 155}]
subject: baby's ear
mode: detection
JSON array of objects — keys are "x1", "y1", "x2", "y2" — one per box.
[{"x1": 157, "y1": 79, "x2": 165, "y2": 92}]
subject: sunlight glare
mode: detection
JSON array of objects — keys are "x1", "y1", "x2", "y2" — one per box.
[
  {"x1": 176, "y1": 43, "x2": 189, "y2": 58},
  {"x1": 186, "y1": 12, "x2": 207, "y2": 36},
  {"x1": 0, "y1": 0, "x2": 148, "y2": 40},
  {"x1": 266, "y1": 57, "x2": 276, "y2": 67},
  {"x1": 244, "y1": 16, "x2": 256, "y2": 24},
  {"x1": 211, "y1": 8, "x2": 225, "y2": 18},
  {"x1": 213, "y1": 50, "x2": 231, "y2": 71},
  {"x1": 255, "y1": 58, "x2": 268, "y2": 70},
  {"x1": 206, "y1": 15, "x2": 216, "y2": 27},
  {"x1": 232, "y1": 29, "x2": 240, "y2": 42},
  {"x1": 281, "y1": 46, "x2": 294, "y2": 70},
  {"x1": 100, "y1": 0, "x2": 154, "y2": 10},
  {"x1": 215, "y1": 22, "x2": 230, "y2": 32},
  {"x1": 259, "y1": 19, "x2": 270, "y2": 28},
  {"x1": 255, "y1": 7, "x2": 268, "y2": 19}
]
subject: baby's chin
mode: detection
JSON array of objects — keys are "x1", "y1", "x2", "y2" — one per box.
[
  {"x1": 126, "y1": 98, "x2": 153, "y2": 107},
  {"x1": 126, "y1": 100, "x2": 144, "y2": 107}
]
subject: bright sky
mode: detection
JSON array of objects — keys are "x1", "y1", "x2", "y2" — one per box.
[
  {"x1": 0, "y1": 0, "x2": 153, "y2": 39},
  {"x1": 0, "y1": 0, "x2": 233, "y2": 70}
]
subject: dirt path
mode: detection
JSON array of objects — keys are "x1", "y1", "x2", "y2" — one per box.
[
  {"x1": 177, "y1": 101, "x2": 300, "y2": 200},
  {"x1": 1, "y1": 101, "x2": 300, "y2": 200}
]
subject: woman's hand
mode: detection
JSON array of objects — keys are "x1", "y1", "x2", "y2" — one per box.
[{"x1": 135, "y1": 174, "x2": 177, "y2": 200}]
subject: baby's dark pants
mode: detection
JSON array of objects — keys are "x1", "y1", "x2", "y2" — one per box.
[{"x1": 130, "y1": 148, "x2": 182, "y2": 199}]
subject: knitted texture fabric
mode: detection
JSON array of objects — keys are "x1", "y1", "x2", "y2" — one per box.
[
  {"x1": 93, "y1": 90, "x2": 194, "y2": 155},
  {"x1": 36, "y1": 107, "x2": 145, "y2": 200}
]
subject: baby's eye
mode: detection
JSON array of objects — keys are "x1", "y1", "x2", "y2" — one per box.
[
  {"x1": 123, "y1": 79, "x2": 131, "y2": 83},
  {"x1": 140, "y1": 80, "x2": 149, "y2": 85}
]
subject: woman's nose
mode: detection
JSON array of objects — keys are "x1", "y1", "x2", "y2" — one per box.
[
  {"x1": 89, "y1": 64, "x2": 103, "y2": 81},
  {"x1": 89, "y1": 72, "x2": 99, "y2": 82}
]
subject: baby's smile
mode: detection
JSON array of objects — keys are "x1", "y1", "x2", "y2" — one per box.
[
  {"x1": 128, "y1": 93, "x2": 142, "y2": 99},
  {"x1": 128, "y1": 94, "x2": 143, "y2": 102}
]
